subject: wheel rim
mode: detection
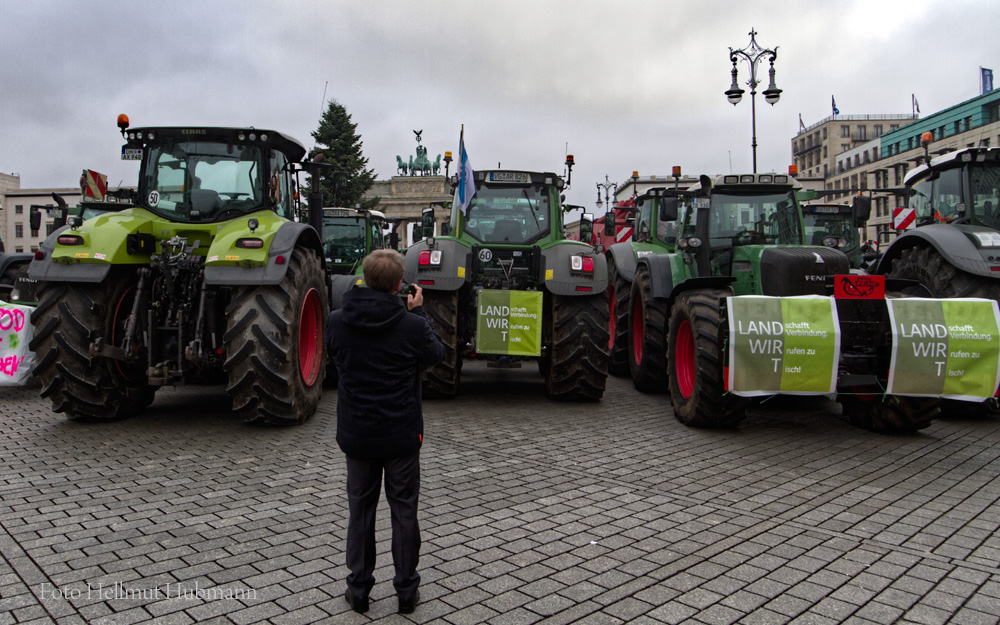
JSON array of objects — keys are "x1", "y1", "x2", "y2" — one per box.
[
  {"x1": 608, "y1": 283, "x2": 616, "y2": 351},
  {"x1": 298, "y1": 287, "x2": 323, "y2": 386},
  {"x1": 675, "y1": 319, "x2": 695, "y2": 398},
  {"x1": 632, "y1": 295, "x2": 644, "y2": 364}
]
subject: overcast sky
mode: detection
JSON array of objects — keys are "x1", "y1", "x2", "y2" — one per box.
[{"x1": 3, "y1": 0, "x2": 999, "y2": 211}]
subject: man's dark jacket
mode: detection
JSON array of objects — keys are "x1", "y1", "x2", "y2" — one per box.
[{"x1": 325, "y1": 286, "x2": 445, "y2": 458}]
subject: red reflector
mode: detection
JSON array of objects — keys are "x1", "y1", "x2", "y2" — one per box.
[
  {"x1": 57, "y1": 236, "x2": 82, "y2": 245},
  {"x1": 237, "y1": 238, "x2": 264, "y2": 249},
  {"x1": 991, "y1": 267, "x2": 1000, "y2": 272},
  {"x1": 275, "y1": 255, "x2": 285, "y2": 265},
  {"x1": 418, "y1": 279, "x2": 435, "y2": 285},
  {"x1": 575, "y1": 286, "x2": 592, "y2": 292},
  {"x1": 34, "y1": 251, "x2": 44, "y2": 260},
  {"x1": 582, "y1": 257, "x2": 594, "y2": 272},
  {"x1": 419, "y1": 251, "x2": 431, "y2": 265}
]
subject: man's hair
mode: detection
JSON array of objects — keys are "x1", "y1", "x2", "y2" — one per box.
[{"x1": 362, "y1": 249, "x2": 405, "y2": 293}]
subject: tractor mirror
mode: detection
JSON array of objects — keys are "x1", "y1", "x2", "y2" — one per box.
[
  {"x1": 580, "y1": 213, "x2": 594, "y2": 241},
  {"x1": 29, "y1": 208, "x2": 42, "y2": 233},
  {"x1": 604, "y1": 211, "x2": 616, "y2": 235},
  {"x1": 851, "y1": 196, "x2": 872, "y2": 223},
  {"x1": 389, "y1": 232, "x2": 399, "y2": 249},
  {"x1": 441, "y1": 222, "x2": 451, "y2": 236},
  {"x1": 421, "y1": 207, "x2": 435, "y2": 238},
  {"x1": 660, "y1": 198, "x2": 679, "y2": 222}
]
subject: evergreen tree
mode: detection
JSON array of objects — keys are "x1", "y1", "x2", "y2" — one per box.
[{"x1": 309, "y1": 100, "x2": 377, "y2": 209}]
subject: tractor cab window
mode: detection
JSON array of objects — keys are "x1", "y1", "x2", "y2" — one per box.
[
  {"x1": 322, "y1": 216, "x2": 367, "y2": 262},
  {"x1": 142, "y1": 141, "x2": 265, "y2": 222},
  {"x1": 802, "y1": 206, "x2": 856, "y2": 252},
  {"x1": 656, "y1": 201, "x2": 679, "y2": 245},
  {"x1": 971, "y1": 163, "x2": 1000, "y2": 228},
  {"x1": 461, "y1": 183, "x2": 550, "y2": 244},
  {"x1": 932, "y1": 167, "x2": 962, "y2": 222},
  {"x1": 270, "y1": 151, "x2": 293, "y2": 219},
  {"x1": 635, "y1": 202, "x2": 652, "y2": 240},
  {"x1": 370, "y1": 219, "x2": 384, "y2": 250},
  {"x1": 709, "y1": 190, "x2": 801, "y2": 245}
]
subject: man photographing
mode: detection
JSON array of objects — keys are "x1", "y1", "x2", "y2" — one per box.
[{"x1": 325, "y1": 249, "x2": 445, "y2": 614}]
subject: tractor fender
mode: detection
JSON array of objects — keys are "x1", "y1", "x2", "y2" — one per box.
[
  {"x1": 875, "y1": 225, "x2": 996, "y2": 278},
  {"x1": 0, "y1": 253, "x2": 35, "y2": 277},
  {"x1": 542, "y1": 242, "x2": 608, "y2": 296},
  {"x1": 28, "y1": 225, "x2": 111, "y2": 283},
  {"x1": 403, "y1": 238, "x2": 470, "y2": 292},
  {"x1": 606, "y1": 242, "x2": 638, "y2": 282},
  {"x1": 328, "y1": 273, "x2": 364, "y2": 310},
  {"x1": 638, "y1": 252, "x2": 734, "y2": 304},
  {"x1": 204, "y1": 221, "x2": 323, "y2": 286}
]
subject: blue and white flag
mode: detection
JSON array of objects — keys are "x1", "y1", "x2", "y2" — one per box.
[
  {"x1": 982, "y1": 67, "x2": 994, "y2": 94},
  {"x1": 457, "y1": 126, "x2": 476, "y2": 215},
  {"x1": 832, "y1": 96, "x2": 840, "y2": 116}
]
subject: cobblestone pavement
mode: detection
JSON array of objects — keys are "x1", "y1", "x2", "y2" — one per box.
[{"x1": 2, "y1": 361, "x2": 999, "y2": 625}]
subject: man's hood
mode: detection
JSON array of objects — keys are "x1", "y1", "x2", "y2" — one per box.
[{"x1": 340, "y1": 286, "x2": 407, "y2": 332}]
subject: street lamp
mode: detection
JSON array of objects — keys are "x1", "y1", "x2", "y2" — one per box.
[
  {"x1": 596, "y1": 175, "x2": 618, "y2": 212},
  {"x1": 726, "y1": 28, "x2": 781, "y2": 173}
]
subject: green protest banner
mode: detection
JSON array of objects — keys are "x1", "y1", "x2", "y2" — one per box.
[
  {"x1": 727, "y1": 296, "x2": 841, "y2": 396},
  {"x1": 476, "y1": 290, "x2": 543, "y2": 356},
  {"x1": 886, "y1": 298, "x2": 1000, "y2": 400}
]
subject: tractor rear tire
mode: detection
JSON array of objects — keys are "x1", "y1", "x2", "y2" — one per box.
[
  {"x1": 421, "y1": 290, "x2": 462, "y2": 397},
  {"x1": 887, "y1": 243, "x2": 997, "y2": 421},
  {"x1": 545, "y1": 292, "x2": 610, "y2": 401},
  {"x1": 30, "y1": 273, "x2": 155, "y2": 421},
  {"x1": 607, "y1": 255, "x2": 630, "y2": 377},
  {"x1": 628, "y1": 264, "x2": 669, "y2": 392},
  {"x1": 668, "y1": 289, "x2": 747, "y2": 428},
  {"x1": 224, "y1": 247, "x2": 327, "y2": 425}
]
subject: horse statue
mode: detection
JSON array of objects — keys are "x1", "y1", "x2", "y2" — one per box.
[
  {"x1": 408, "y1": 155, "x2": 415, "y2": 175},
  {"x1": 396, "y1": 155, "x2": 408, "y2": 176},
  {"x1": 432, "y1": 154, "x2": 442, "y2": 175},
  {"x1": 411, "y1": 144, "x2": 432, "y2": 176}
]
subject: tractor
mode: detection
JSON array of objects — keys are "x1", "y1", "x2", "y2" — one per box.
[
  {"x1": 28, "y1": 115, "x2": 328, "y2": 424},
  {"x1": 617, "y1": 173, "x2": 939, "y2": 431},
  {"x1": 402, "y1": 163, "x2": 610, "y2": 400}
]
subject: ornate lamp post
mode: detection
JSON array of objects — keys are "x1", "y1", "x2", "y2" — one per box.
[
  {"x1": 596, "y1": 175, "x2": 618, "y2": 212},
  {"x1": 726, "y1": 28, "x2": 782, "y2": 173}
]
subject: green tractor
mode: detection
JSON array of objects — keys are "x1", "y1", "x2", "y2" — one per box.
[
  {"x1": 28, "y1": 115, "x2": 329, "y2": 424},
  {"x1": 614, "y1": 173, "x2": 937, "y2": 431},
  {"x1": 403, "y1": 164, "x2": 610, "y2": 400},
  {"x1": 607, "y1": 173, "x2": 853, "y2": 390},
  {"x1": 799, "y1": 200, "x2": 871, "y2": 270}
]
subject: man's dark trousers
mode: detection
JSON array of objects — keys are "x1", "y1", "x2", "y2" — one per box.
[{"x1": 345, "y1": 451, "x2": 420, "y2": 600}]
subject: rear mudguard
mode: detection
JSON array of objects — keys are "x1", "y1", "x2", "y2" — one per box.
[
  {"x1": 541, "y1": 242, "x2": 607, "y2": 296},
  {"x1": 28, "y1": 207, "x2": 321, "y2": 286},
  {"x1": 875, "y1": 225, "x2": 1000, "y2": 279}
]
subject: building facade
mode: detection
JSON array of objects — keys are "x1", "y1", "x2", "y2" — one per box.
[{"x1": 0, "y1": 176, "x2": 83, "y2": 253}]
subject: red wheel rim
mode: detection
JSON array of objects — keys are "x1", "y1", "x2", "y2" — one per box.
[
  {"x1": 675, "y1": 319, "x2": 695, "y2": 398},
  {"x1": 608, "y1": 283, "x2": 616, "y2": 351},
  {"x1": 632, "y1": 295, "x2": 644, "y2": 364},
  {"x1": 298, "y1": 287, "x2": 323, "y2": 386}
]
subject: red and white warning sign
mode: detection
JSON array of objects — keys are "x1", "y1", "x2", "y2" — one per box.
[
  {"x1": 616, "y1": 226, "x2": 633, "y2": 243},
  {"x1": 893, "y1": 207, "x2": 916, "y2": 230},
  {"x1": 80, "y1": 169, "x2": 108, "y2": 201}
]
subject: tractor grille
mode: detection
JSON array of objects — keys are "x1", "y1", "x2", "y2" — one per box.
[{"x1": 760, "y1": 247, "x2": 849, "y2": 296}]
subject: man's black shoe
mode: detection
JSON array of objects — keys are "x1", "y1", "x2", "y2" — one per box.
[
  {"x1": 344, "y1": 589, "x2": 369, "y2": 613},
  {"x1": 398, "y1": 590, "x2": 420, "y2": 614}
]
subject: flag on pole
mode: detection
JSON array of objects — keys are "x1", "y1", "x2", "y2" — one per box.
[
  {"x1": 799, "y1": 113, "x2": 806, "y2": 132},
  {"x1": 912, "y1": 94, "x2": 920, "y2": 115},
  {"x1": 982, "y1": 67, "x2": 994, "y2": 94},
  {"x1": 457, "y1": 125, "x2": 475, "y2": 215},
  {"x1": 832, "y1": 96, "x2": 840, "y2": 116}
]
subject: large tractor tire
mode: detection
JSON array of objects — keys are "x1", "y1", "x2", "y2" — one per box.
[
  {"x1": 545, "y1": 292, "x2": 610, "y2": 401},
  {"x1": 30, "y1": 272, "x2": 155, "y2": 421},
  {"x1": 628, "y1": 264, "x2": 669, "y2": 393},
  {"x1": 887, "y1": 243, "x2": 1000, "y2": 420},
  {"x1": 421, "y1": 290, "x2": 462, "y2": 398},
  {"x1": 668, "y1": 289, "x2": 747, "y2": 428},
  {"x1": 607, "y1": 255, "x2": 630, "y2": 377},
  {"x1": 838, "y1": 393, "x2": 938, "y2": 433},
  {"x1": 224, "y1": 247, "x2": 327, "y2": 425}
]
